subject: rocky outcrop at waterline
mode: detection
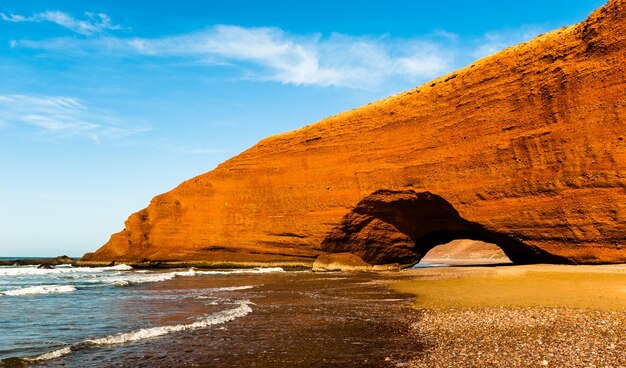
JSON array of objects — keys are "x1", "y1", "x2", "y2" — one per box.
[
  {"x1": 0, "y1": 256, "x2": 75, "y2": 267},
  {"x1": 82, "y1": 0, "x2": 626, "y2": 267},
  {"x1": 312, "y1": 253, "x2": 373, "y2": 272}
]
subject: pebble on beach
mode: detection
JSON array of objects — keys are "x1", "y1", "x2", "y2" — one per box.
[{"x1": 408, "y1": 306, "x2": 626, "y2": 368}]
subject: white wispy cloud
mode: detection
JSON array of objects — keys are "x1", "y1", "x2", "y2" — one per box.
[
  {"x1": 472, "y1": 25, "x2": 546, "y2": 59},
  {"x1": 0, "y1": 10, "x2": 120, "y2": 35},
  {"x1": 0, "y1": 94, "x2": 146, "y2": 141},
  {"x1": 150, "y1": 26, "x2": 455, "y2": 88},
  {"x1": 11, "y1": 25, "x2": 456, "y2": 89},
  {"x1": 4, "y1": 11, "x2": 545, "y2": 89}
]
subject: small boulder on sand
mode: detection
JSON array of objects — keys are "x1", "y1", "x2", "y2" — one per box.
[
  {"x1": 312, "y1": 253, "x2": 372, "y2": 272},
  {"x1": 372, "y1": 263, "x2": 401, "y2": 271}
]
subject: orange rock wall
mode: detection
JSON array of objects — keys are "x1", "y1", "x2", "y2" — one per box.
[{"x1": 83, "y1": 0, "x2": 626, "y2": 265}]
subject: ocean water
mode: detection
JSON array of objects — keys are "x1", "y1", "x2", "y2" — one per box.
[
  {"x1": 0, "y1": 264, "x2": 279, "y2": 365},
  {"x1": 0, "y1": 262, "x2": 420, "y2": 367}
]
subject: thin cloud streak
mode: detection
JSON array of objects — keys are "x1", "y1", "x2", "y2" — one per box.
[
  {"x1": 11, "y1": 25, "x2": 457, "y2": 89},
  {"x1": 0, "y1": 10, "x2": 121, "y2": 35},
  {"x1": 3, "y1": 9, "x2": 545, "y2": 89},
  {"x1": 0, "y1": 94, "x2": 146, "y2": 141}
]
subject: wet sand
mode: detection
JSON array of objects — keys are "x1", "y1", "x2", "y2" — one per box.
[
  {"x1": 36, "y1": 272, "x2": 422, "y2": 368},
  {"x1": 388, "y1": 264, "x2": 626, "y2": 367}
]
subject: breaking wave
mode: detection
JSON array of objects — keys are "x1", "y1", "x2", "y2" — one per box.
[
  {"x1": 0, "y1": 264, "x2": 133, "y2": 276},
  {"x1": 192, "y1": 267, "x2": 285, "y2": 275},
  {"x1": 195, "y1": 285, "x2": 257, "y2": 298},
  {"x1": 29, "y1": 347, "x2": 72, "y2": 362},
  {"x1": 0, "y1": 285, "x2": 76, "y2": 296},
  {"x1": 0, "y1": 266, "x2": 283, "y2": 297},
  {"x1": 25, "y1": 301, "x2": 252, "y2": 362},
  {"x1": 211, "y1": 285, "x2": 256, "y2": 292},
  {"x1": 0, "y1": 263, "x2": 281, "y2": 364}
]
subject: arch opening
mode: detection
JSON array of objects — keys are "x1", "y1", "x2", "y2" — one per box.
[
  {"x1": 321, "y1": 190, "x2": 566, "y2": 266},
  {"x1": 418, "y1": 239, "x2": 512, "y2": 267}
]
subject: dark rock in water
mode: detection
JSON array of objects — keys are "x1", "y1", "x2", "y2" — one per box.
[
  {"x1": 52, "y1": 255, "x2": 74, "y2": 264},
  {"x1": 37, "y1": 264, "x2": 55, "y2": 269},
  {"x1": 0, "y1": 255, "x2": 75, "y2": 267}
]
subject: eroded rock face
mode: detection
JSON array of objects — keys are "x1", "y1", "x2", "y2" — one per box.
[
  {"x1": 320, "y1": 190, "x2": 565, "y2": 265},
  {"x1": 83, "y1": 0, "x2": 626, "y2": 266}
]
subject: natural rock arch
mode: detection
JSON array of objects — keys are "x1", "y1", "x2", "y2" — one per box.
[
  {"x1": 321, "y1": 190, "x2": 570, "y2": 265},
  {"x1": 80, "y1": 1, "x2": 626, "y2": 267}
]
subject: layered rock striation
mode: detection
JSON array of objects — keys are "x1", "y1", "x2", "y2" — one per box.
[{"x1": 82, "y1": 0, "x2": 626, "y2": 266}]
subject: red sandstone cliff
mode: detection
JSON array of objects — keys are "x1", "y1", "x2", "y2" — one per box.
[{"x1": 82, "y1": 0, "x2": 626, "y2": 266}]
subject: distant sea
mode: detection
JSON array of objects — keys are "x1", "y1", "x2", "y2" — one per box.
[
  {"x1": 0, "y1": 261, "x2": 419, "y2": 367},
  {"x1": 0, "y1": 257, "x2": 80, "y2": 262}
]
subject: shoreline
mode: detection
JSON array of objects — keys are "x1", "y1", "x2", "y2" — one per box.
[
  {"x1": 384, "y1": 264, "x2": 626, "y2": 367},
  {"x1": 10, "y1": 270, "x2": 422, "y2": 367},
  {"x1": 7, "y1": 255, "x2": 626, "y2": 272},
  {"x1": 0, "y1": 257, "x2": 314, "y2": 270},
  {"x1": 0, "y1": 255, "x2": 74, "y2": 267},
  {"x1": 75, "y1": 259, "x2": 315, "y2": 270},
  {"x1": 4, "y1": 260, "x2": 626, "y2": 366}
]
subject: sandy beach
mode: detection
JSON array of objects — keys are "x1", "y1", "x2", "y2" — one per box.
[{"x1": 387, "y1": 264, "x2": 626, "y2": 367}]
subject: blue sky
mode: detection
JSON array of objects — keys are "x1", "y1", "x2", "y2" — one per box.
[{"x1": 0, "y1": 1, "x2": 606, "y2": 257}]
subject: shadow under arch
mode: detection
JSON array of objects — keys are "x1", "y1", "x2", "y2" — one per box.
[{"x1": 321, "y1": 190, "x2": 568, "y2": 265}]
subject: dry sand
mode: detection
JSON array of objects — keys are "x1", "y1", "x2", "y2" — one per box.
[{"x1": 387, "y1": 264, "x2": 626, "y2": 367}]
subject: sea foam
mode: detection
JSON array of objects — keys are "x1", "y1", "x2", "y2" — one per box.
[
  {"x1": 101, "y1": 267, "x2": 284, "y2": 286},
  {"x1": 0, "y1": 266, "x2": 283, "y2": 296},
  {"x1": 0, "y1": 264, "x2": 133, "y2": 276},
  {"x1": 29, "y1": 347, "x2": 73, "y2": 361},
  {"x1": 87, "y1": 300, "x2": 252, "y2": 345},
  {"x1": 212, "y1": 285, "x2": 256, "y2": 291},
  {"x1": 1, "y1": 285, "x2": 76, "y2": 296},
  {"x1": 105, "y1": 264, "x2": 134, "y2": 271},
  {"x1": 26, "y1": 301, "x2": 253, "y2": 362},
  {"x1": 192, "y1": 267, "x2": 285, "y2": 275},
  {"x1": 195, "y1": 285, "x2": 256, "y2": 298}
]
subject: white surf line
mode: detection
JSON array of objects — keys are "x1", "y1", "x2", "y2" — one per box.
[
  {"x1": 97, "y1": 267, "x2": 284, "y2": 286},
  {"x1": 192, "y1": 267, "x2": 285, "y2": 275},
  {"x1": 29, "y1": 347, "x2": 73, "y2": 361},
  {"x1": 211, "y1": 285, "x2": 256, "y2": 292},
  {"x1": 0, "y1": 266, "x2": 279, "y2": 296},
  {"x1": 0, "y1": 264, "x2": 133, "y2": 276},
  {"x1": 25, "y1": 300, "x2": 253, "y2": 362},
  {"x1": 0, "y1": 285, "x2": 76, "y2": 296},
  {"x1": 195, "y1": 285, "x2": 257, "y2": 299}
]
